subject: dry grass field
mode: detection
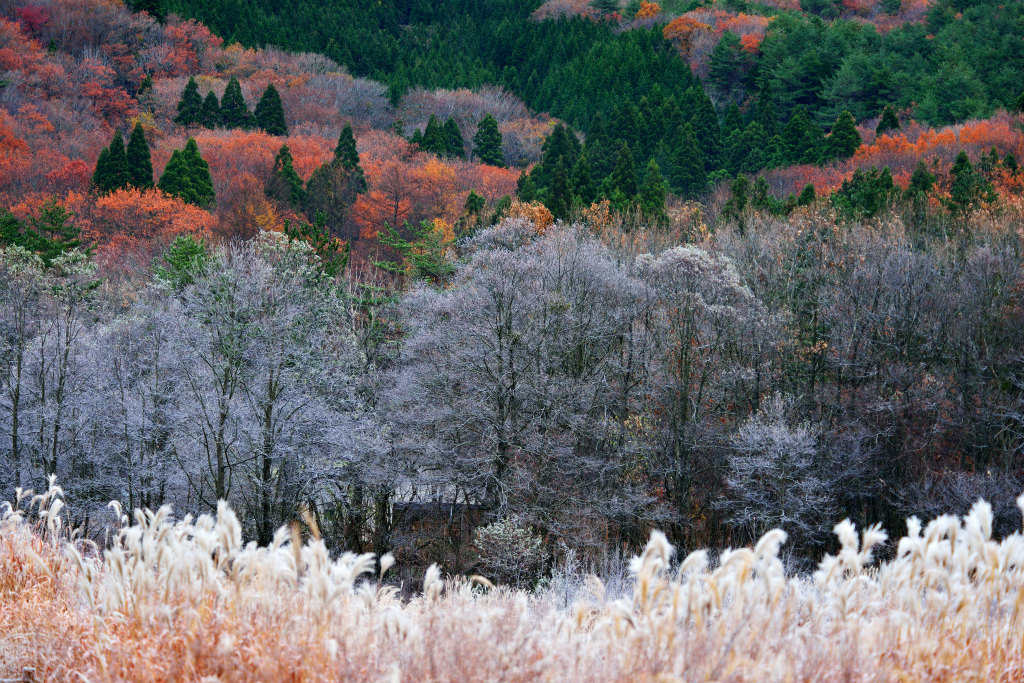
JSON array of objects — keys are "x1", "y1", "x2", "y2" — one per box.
[{"x1": 2, "y1": 478, "x2": 1023, "y2": 683}]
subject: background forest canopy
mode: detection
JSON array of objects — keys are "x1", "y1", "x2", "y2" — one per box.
[
  {"x1": 159, "y1": 0, "x2": 1024, "y2": 128},
  {"x1": 0, "y1": 0, "x2": 1021, "y2": 585}
]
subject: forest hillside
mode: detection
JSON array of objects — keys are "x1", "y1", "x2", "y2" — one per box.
[{"x1": 1, "y1": 0, "x2": 1023, "y2": 679}]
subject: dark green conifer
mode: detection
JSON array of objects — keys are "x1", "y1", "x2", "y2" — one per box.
[
  {"x1": 219, "y1": 77, "x2": 252, "y2": 129},
  {"x1": 334, "y1": 124, "x2": 367, "y2": 193},
  {"x1": 782, "y1": 107, "x2": 824, "y2": 165},
  {"x1": 797, "y1": 183, "x2": 816, "y2": 206},
  {"x1": 876, "y1": 105, "x2": 900, "y2": 135},
  {"x1": 266, "y1": 144, "x2": 305, "y2": 207},
  {"x1": 254, "y1": 83, "x2": 288, "y2": 135},
  {"x1": 92, "y1": 129, "x2": 129, "y2": 194},
  {"x1": 605, "y1": 142, "x2": 638, "y2": 202},
  {"x1": 826, "y1": 110, "x2": 861, "y2": 161},
  {"x1": 639, "y1": 159, "x2": 667, "y2": 224},
  {"x1": 159, "y1": 138, "x2": 215, "y2": 207},
  {"x1": 126, "y1": 123, "x2": 154, "y2": 190},
  {"x1": 472, "y1": 114, "x2": 504, "y2": 167},
  {"x1": 443, "y1": 117, "x2": 464, "y2": 158},
  {"x1": 200, "y1": 91, "x2": 220, "y2": 129},
  {"x1": 947, "y1": 151, "x2": 996, "y2": 214},
  {"x1": 547, "y1": 158, "x2": 573, "y2": 221},
  {"x1": 669, "y1": 125, "x2": 707, "y2": 197},
  {"x1": 517, "y1": 172, "x2": 538, "y2": 203},
  {"x1": 174, "y1": 77, "x2": 203, "y2": 127},
  {"x1": 571, "y1": 153, "x2": 596, "y2": 206},
  {"x1": 421, "y1": 115, "x2": 448, "y2": 157}
]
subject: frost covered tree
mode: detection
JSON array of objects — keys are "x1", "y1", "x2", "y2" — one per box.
[{"x1": 387, "y1": 219, "x2": 658, "y2": 550}]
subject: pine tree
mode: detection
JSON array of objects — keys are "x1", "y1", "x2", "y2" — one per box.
[
  {"x1": 304, "y1": 129, "x2": 367, "y2": 240},
  {"x1": 537, "y1": 123, "x2": 579, "y2": 189},
  {"x1": 25, "y1": 200, "x2": 85, "y2": 266},
  {"x1": 797, "y1": 183, "x2": 816, "y2": 206},
  {"x1": 826, "y1": 110, "x2": 861, "y2": 161},
  {"x1": 266, "y1": 144, "x2": 305, "y2": 207},
  {"x1": 604, "y1": 142, "x2": 638, "y2": 206},
  {"x1": 158, "y1": 149, "x2": 189, "y2": 199},
  {"x1": 689, "y1": 86, "x2": 722, "y2": 170},
  {"x1": 182, "y1": 138, "x2": 215, "y2": 206},
  {"x1": 254, "y1": 83, "x2": 288, "y2": 135},
  {"x1": 876, "y1": 105, "x2": 900, "y2": 135},
  {"x1": 782, "y1": 107, "x2": 824, "y2": 165},
  {"x1": 547, "y1": 158, "x2": 573, "y2": 221},
  {"x1": 669, "y1": 125, "x2": 707, "y2": 197},
  {"x1": 723, "y1": 174, "x2": 751, "y2": 222},
  {"x1": 755, "y1": 82, "x2": 779, "y2": 138},
  {"x1": 159, "y1": 139, "x2": 215, "y2": 207},
  {"x1": 92, "y1": 129, "x2": 129, "y2": 194},
  {"x1": 722, "y1": 102, "x2": 744, "y2": 139},
  {"x1": 200, "y1": 91, "x2": 220, "y2": 129},
  {"x1": 154, "y1": 235, "x2": 209, "y2": 289},
  {"x1": 571, "y1": 153, "x2": 596, "y2": 206},
  {"x1": 639, "y1": 158, "x2": 667, "y2": 224},
  {"x1": 443, "y1": 117, "x2": 464, "y2": 158},
  {"x1": 948, "y1": 151, "x2": 996, "y2": 214},
  {"x1": 174, "y1": 77, "x2": 203, "y2": 127},
  {"x1": 1015, "y1": 90, "x2": 1024, "y2": 114},
  {"x1": 220, "y1": 76, "x2": 252, "y2": 129},
  {"x1": 517, "y1": 172, "x2": 538, "y2": 203},
  {"x1": 586, "y1": 111, "x2": 612, "y2": 177},
  {"x1": 472, "y1": 114, "x2": 504, "y2": 167},
  {"x1": 421, "y1": 114, "x2": 448, "y2": 157},
  {"x1": 333, "y1": 124, "x2": 367, "y2": 193},
  {"x1": 126, "y1": 122, "x2": 154, "y2": 190}
]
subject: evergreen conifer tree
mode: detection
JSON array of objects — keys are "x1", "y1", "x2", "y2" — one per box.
[
  {"x1": 826, "y1": 110, "x2": 861, "y2": 161},
  {"x1": 92, "y1": 129, "x2": 129, "y2": 194},
  {"x1": 200, "y1": 91, "x2": 220, "y2": 129},
  {"x1": 571, "y1": 153, "x2": 596, "y2": 206},
  {"x1": 159, "y1": 139, "x2": 215, "y2": 207},
  {"x1": 220, "y1": 77, "x2": 252, "y2": 129},
  {"x1": 586, "y1": 111, "x2": 612, "y2": 177},
  {"x1": 547, "y1": 158, "x2": 573, "y2": 221},
  {"x1": 517, "y1": 172, "x2": 538, "y2": 203},
  {"x1": 755, "y1": 83, "x2": 779, "y2": 138},
  {"x1": 689, "y1": 86, "x2": 723, "y2": 170},
  {"x1": 421, "y1": 115, "x2": 448, "y2": 157},
  {"x1": 722, "y1": 103, "x2": 744, "y2": 139},
  {"x1": 782, "y1": 107, "x2": 824, "y2": 165},
  {"x1": 334, "y1": 124, "x2": 367, "y2": 193},
  {"x1": 876, "y1": 105, "x2": 900, "y2": 135},
  {"x1": 254, "y1": 83, "x2": 288, "y2": 135},
  {"x1": 472, "y1": 114, "x2": 504, "y2": 167},
  {"x1": 605, "y1": 142, "x2": 638, "y2": 202},
  {"x1": 639, "y1": 158, "x2": 668, "y2": 224},
  {"x1": 1015, "y1": 90, "x2": 1024, "y2": 114},
  {"x1": 174, "y1": 77, "x2": 203, "y2": 126},
  {"x1": 669, "y1": 124, "x2": 707, "y2": 197},
  {"x1": 948, "y1": 151, "x2": 996, "y2": 214},
  {"x1": 443, "y1": 117, "x2": 464, "y2": 158},
  {"x1": 266, "y1": 144, "x2": 305, "y2": 207},
  {"x1": 797, "y1": 183, "x2": 816, "y2": 206},
  {"x1": 181, "y1": 138, "x2": 215, "y2": 206},
  {"x1": 126, "y1": 122, "x2": 154, "y2": 190}
]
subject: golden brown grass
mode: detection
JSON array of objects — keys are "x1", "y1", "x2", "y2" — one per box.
[{"x1": 3, "y1": 479, "x2": 1024, "y2": 682}]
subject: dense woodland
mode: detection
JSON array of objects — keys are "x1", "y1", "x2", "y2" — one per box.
[{"x1": 0, "y1": 0, "x2": 1022, "y2": 579}]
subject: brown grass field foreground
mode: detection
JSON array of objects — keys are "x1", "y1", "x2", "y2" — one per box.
[{"x1": 2, "y1": 479, "x2": 1024, "y2": 683}]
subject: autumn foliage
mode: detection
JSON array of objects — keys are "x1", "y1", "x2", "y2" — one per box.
[
  {"x1": 764, "y1": 112, "x2": 1024, "y2": 199},
  {"x1": 0, "y1": 0, "x2": 532, "y2": 274}
]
